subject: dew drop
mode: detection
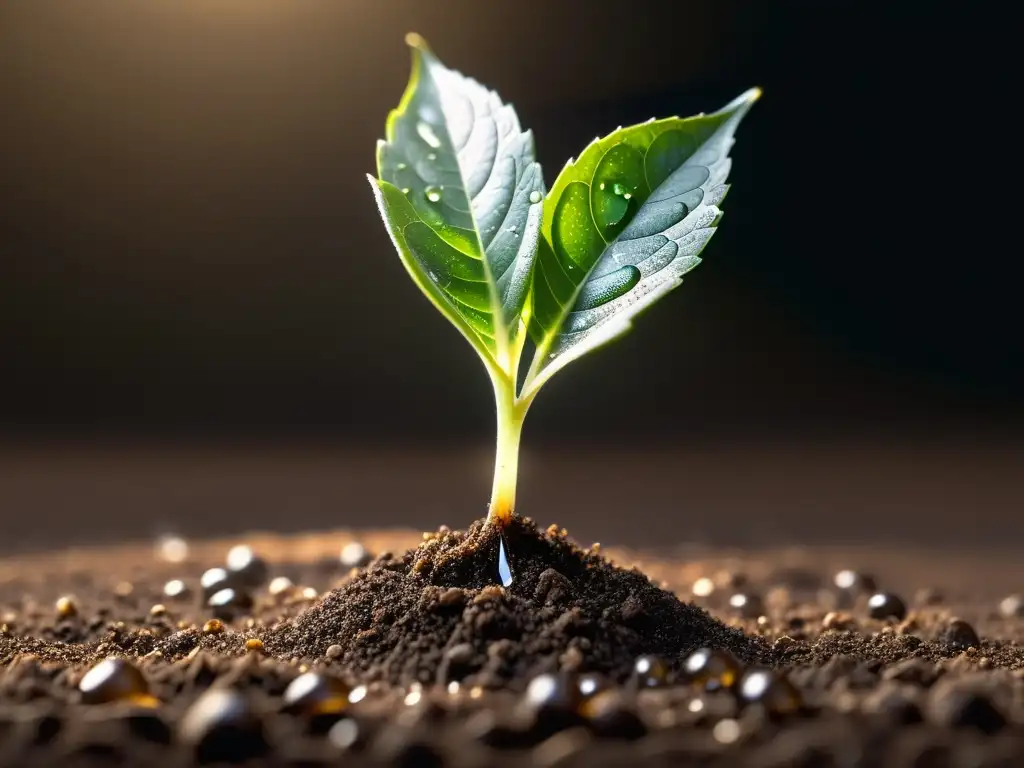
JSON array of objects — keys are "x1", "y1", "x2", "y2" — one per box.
[
  {"x1": 427, "y1": 152, "x2": 437, "y2": 161},
  {"x1": 395, "y1": 162, "x2": 407, "y2": 171},
  {"x1": 401, "y1": 187, "x2": 410, "y2": 195},
  {"x1": 497, "y1": 534, "x2": 513, "y2": 587},
  {"x1": 424, "y1": 186, "x2": 442, "y2": 203},
  {"x1": 416, "y1": 121, "x2": 442, "y2": 149},
  {"x1": 529, "y1": 190, "x2": 542, "y2": 204}
]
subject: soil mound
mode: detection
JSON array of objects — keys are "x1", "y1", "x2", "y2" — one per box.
[{"x1": 265, "y1": 517, "x2": 765, "y2": 688}]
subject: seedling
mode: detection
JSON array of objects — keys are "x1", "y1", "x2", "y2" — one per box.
[{"x1": 370, "y1": 34, "x2": 758, "y2": 528}]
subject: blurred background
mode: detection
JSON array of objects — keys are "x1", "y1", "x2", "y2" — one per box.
[{"x1": 0, "y1": 1, "x2": 1019, "y2": 554}]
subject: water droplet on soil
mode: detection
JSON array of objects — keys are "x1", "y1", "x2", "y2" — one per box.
[{"x1": 497, "y1": 534, "x2": 513, "y2": 587}]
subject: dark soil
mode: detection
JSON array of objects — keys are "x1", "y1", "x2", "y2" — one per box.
[
  {"x1": 2, "y1": 520, "x2": 1024, "y2": 766},
  {"x1": 263, "y1": 517, "x2": 764, "y2": 687}
]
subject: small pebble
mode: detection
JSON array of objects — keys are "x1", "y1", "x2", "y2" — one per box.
[
  {"x1": 632, "y1": 655, "x2": 669, "y2": 688},
  {"x1": 683, "y1": 648, "x2": 742, "y2": 691},
  {"x1": 202, "y1": 619, "x2": 225, "y2": 635},
  {"x1": 79, "y1": 658, "x2": 156, "y2": 707},
  {"x1": 340, "y1": 542, "x2": 372, "y2": 569},
  {"x1": 728, "y1": 592, "x2": 764, "y2": 619},
  {"x1": 149, "y1": 604, "x2": 167, "y2": 617},
  {"x1": 163, "y1": 579, "x2": 189, "y2": 600},
  {"x1": 283, "y1": 672, "x2": 350, "y2": 715},
  {"x1": 179, "y1": 688, "x2": 266, "y2": 763},
  {"x1": 736, "y1": 668, "x2": 802, "y2": 715},
  {"x1": 580, "y1": 690, "x2": 646, "y2": 740},
  {"x1": 326, "y1": 644, "x2": 343, "y2": 660},
  {"x1": 55, "y1": 596, "x2": 77, "y2": 619},
  {"x1": 268, "y1": 576, "x2": 294, "y2": 596},
  {"x1": 940, "y1": 619, "x2": 980, "y2": 650},
  {"x1": 225, "y1": 545, "x2": 269, "y2": 587},
  {"x1": 867, "y1": 592, "x2": 907, "y2": 621},
  {"x1": 207, "y1": 588, "x2": 253, "y2": 620},
  {"x1": 999, "y1": 594, "x2": 1024, "y2": 618},
  {"x1": 523, "y1": 673, "x2": 579, "y2": 713},
  {"x1": 245, "y1": 638, "x2": 264, "y2": 653},
  {"x1": 200, "y1": 568, "x2": 231, "y2": 600}
]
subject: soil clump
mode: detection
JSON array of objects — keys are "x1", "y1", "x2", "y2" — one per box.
[{"x1": 264, "y1": 517, "x2": 765, "y2": 687}]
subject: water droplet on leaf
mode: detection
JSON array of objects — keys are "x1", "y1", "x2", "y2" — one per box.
[
  {"x1": 529, "y1": 190, "x2": 542, "y2": 204},
  {"x1": 416, "y1": 121, "x2": 442, "y2": 149},
  {"x1": 425, "y1": 186, "x2": 442, "y2": 203}
]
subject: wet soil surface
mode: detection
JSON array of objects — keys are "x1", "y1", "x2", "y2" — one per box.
[{"x1": 2, "y1": 518, "x2": 1024, "y2": 766}]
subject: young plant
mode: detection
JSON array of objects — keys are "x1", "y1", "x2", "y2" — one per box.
[{"x1": 369, "y1": 34, "x2": 758, "y2": 528}]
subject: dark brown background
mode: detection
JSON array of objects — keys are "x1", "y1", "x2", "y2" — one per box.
[{"x1": 0, "y1": 1, "x2": 1019, "y2": 554}]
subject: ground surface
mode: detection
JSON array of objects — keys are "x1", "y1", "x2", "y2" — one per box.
[{"x1": 2, "y1": 518, "x2": 1024, "y2": 767}]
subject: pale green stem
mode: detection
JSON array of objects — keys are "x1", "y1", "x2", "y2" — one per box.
[{"x1": 486, "y1": 370, "x2": 533, "y2": 526}]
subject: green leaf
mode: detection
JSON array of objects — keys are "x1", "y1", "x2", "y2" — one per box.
[
  {"x1": 370, "y1": 34, "x2": 544, "y2": 374},
  {"x1": 524, "y1": 88, "x2": 760, "y2": 395}
]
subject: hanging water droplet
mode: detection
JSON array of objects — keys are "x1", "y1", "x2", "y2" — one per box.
[
  {"x1": 416, "y1": 121, "x2": 442, "y2": 149},
  {"x1": 529, "y1": 190, "x2": 542, "y2": 204},
  {"x1": 425, "y1": 186, "x2": 442, "y2": 203},
  {"x1": 497, "y1": 534, "x2": 513, "y2": 587}
]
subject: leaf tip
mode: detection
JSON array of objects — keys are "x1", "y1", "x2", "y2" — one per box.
[
  {"x1": 721, "y1": 87, "x2": 762, "y2": 115},
  {"x1": 404, "y1": 32, "x2": 430, "y2": 52}
]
